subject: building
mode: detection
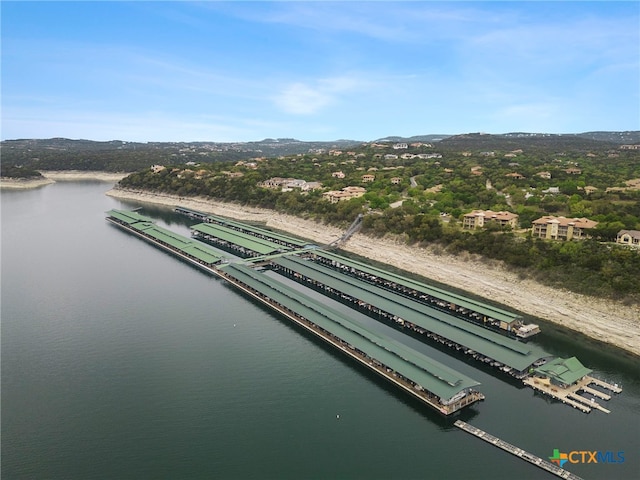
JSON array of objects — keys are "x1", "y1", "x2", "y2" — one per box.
[
  {"x1": 616, "y1": 230, "x2": 640, "y2": 247},
  {"x1": 531, "y1": 216, "x2": 598, "y2": 241},
  {"x1": 532, "y1": 357, "x2": 591, "y2": 389},
  {"x1": 462, "y1": 210, "x2": 519, "y2": 230},
  {"x1": 322, "y1": 186, "x2": 366, "y2": 204},
  {"x1": 505, "y1": 172, "x2": 525, "y2": 180},
  {"x1": 362, "y1": 174, "x2": 375, "y2": 183},
  {"x1": 390, "y1": 177, "x2": 402, "y2": 185}
]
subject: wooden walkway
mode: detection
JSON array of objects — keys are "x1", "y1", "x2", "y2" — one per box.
[
  {"x1": 455, "y1": 420, "x2": 583, "y2": 480},
  {"x1": 523, "y1": 375, "x2": 622, "y2": 414}
]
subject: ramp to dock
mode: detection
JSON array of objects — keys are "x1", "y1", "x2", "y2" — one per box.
[{"x1": 454, "y1": 420, "x2": 584, "y2": 480}]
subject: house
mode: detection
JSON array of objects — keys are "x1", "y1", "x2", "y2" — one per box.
[
  {"x1": 531, "y1": 216, "x2": 598, "y2": 241},
  {"x1": 536, "y1": 171, "x2": 552, "y2": 179},
  {"x1": 150, "y1": 165, "x2": 166, "y2": 173},
  {"x1": 462, "y1": 210, "x2": 519, "y2": 230},
  {"x1": 583, "y1": 186, "x2": 598, "y2": 194},
  {"x1": 616, "y1": 230, "x2": 640, "y2": 247},
  {"x1": 384, "y1": 154, "x2": 398, "y2": 160},
  {"x1": 565, "y1": 167, "x2": 582, "y2": 175},
  {"x1": 332, "y1": 171, "x2": 346, "y2": 179},
  {"x1": 620, "y1": 144, "x2": 640, "y2": 150},
  {"x1": 393, "y1": 143, "x2": 408, "y2": 150},
  {"x1": 322, "y1": 186, "x2": 366, "y2": 204},
  {"x1": 390, "y1": 177, "x2": 402, "y2": 185},
  {"x1": 362, "y1": 174, "x2": 375, "y2": 183},
  {"x1": 505, "y1": 172, "x2": 525, "y2": 180}
]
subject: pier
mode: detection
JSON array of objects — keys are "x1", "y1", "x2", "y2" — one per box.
[
  {"x1": 454, "y1": 420, "x2": 584, "y2": 480},
  {"x1": 523, "y1": 374, "x2": 622, "y2": 414}
]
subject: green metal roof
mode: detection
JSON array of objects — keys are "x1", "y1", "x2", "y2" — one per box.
[
  {"x1": 191, "y1": 223, "x2": 287, "y2": 255},
  {"x1": 107, "y1": 210, "x2": 223, "y2": 265},
  {"x1": 106, "y1": 209, "x2": 155, "y2": 225},
  {"x1": 273, "y1": 255, "x2": 548, "y2": 371},
  {"x1": 206, "y1": 214, "x2": 312, "y2": 248},
  {"x1": 314, "y1": 250, "x2": 522, "y2": 325},
  {"x1": 219, "y1": 263, "x2": 480, "y2": 402},
  {"x1": 534, "y1": 357, "x2": 592, "y2": 385}
]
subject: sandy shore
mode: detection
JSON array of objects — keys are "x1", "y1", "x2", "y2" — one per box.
[
  {"x1": 107, "y1": 187, "x2": 640, "y2": 357},
  {"x1": 1, "y1": 171, "x2": 130, "y2": 189},
  {"x1": 1, "y1": 177, "x2": 55, "y2": 189}
]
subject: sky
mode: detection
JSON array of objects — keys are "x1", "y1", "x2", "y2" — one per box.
[{"x1": 1, "y1": 1, "x2": 639, "y2": 142}]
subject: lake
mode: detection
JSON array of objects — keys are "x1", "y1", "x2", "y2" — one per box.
[{"x1": 2, "y1": 181, "x2": 639, "y2": 479}]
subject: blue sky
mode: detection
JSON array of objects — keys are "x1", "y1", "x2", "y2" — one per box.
[{"x1": 2, "y1": 1, "x2": 638, "y2": 142}]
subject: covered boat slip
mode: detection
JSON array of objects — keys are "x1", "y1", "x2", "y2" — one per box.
[
  {"x1": 204, "y1": 214, "x2": 314, "y2": 249},
  {"x1": 191, "y1": 222, "x2": 289, "y2": 257},
  {"x1": 271, "y1": 255, "x2": 548, "y2": 373},
  {"x1": 106, "y1": 209, "x2": 155, "y2": 225},
  {"x1": 219, "y1": 263, "x2": 481, "y2": 408},
  {"x1": 174, "y1": 206, "x2": 313, "y2": 249},
  {"x1": 312, "y1": 250, "x2": 523, "y2": 329},
  {"x1": 106, "y1": 209, "x2": 224, "y2": 267}
]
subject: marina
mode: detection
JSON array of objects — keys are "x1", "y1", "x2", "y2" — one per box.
[
  {"x1": 107, "y1": 208, "x2": 485, "y2": 415},
  {"x1": 106, "y1": 207, "x2": 623, "y2": 416}
]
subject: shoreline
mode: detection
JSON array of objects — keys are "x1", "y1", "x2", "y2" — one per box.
[
  {"x1": 1, "y1": 170, "x2": 130, "y2": 189},
  {"x1": 106, "y1": 187, "x2": 640, "y2": 357}
]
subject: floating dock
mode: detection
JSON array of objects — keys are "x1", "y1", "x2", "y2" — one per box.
[
  {"x1": 106, "y1": 208, "x2": 622, "y2": 416},
  {"x1": 454, "y1": 420, "x2": 584, "y2": 480},
  {"x1": 523, "y1": 374, "x2": 622, "y2": 414},
  {"x1": 106, "y1": 209, "x2": 485, "y2": 415}
]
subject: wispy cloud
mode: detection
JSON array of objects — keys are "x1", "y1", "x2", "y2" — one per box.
[{"x1": 272, "y1": 75, "x2": 365, "y2": 115}]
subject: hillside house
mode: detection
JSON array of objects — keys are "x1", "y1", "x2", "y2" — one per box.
[
  {"x1": 322, "y1": 186, "x2": 366, "y2": 204},
  {"x1": 616, "y1": 230, "x2": 640, "y2": 247}
]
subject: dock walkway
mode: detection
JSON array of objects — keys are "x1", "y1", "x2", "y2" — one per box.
[{"x1": 454, "y1": 420, "x2": 583, "y2": 480}]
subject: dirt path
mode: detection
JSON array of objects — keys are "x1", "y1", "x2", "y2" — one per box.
[{"x1": 106, "y1": 187, "x2": 640, "y2": 357}]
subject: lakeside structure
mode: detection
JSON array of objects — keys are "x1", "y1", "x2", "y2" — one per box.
[{"x1": 106, "y1": 207, "x2": 622, "y2": 415}]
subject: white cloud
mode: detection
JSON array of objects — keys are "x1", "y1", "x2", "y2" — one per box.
[{"x1": 272, "y1": 75, "x2": 364, "y2": 115}]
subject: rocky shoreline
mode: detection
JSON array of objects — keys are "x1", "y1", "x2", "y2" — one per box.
[{"x1": 106, "y1": 186, "x2": 640, "y2": 357}]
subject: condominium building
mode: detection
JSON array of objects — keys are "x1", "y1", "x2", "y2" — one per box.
[
  {"x1": 531, "y1": 216, "x2": 598, "y2": 240},
  {"x1": 462, "y1": 210, "x2": 519, "y2": 230}
]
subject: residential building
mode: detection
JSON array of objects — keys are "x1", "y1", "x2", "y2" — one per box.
[
  {"x1": 362, "y1": 174, "x2": 376, "y2": 183},
  {"x1": 332, "y1": 171, "x2": 346, "y2": 179},
  {"x1": 531, "y1": 216, "x2": 598, "y2": 241},
  {"x1": 393, "y1": 143, "x2": 408, "y2": 150},
  {"x1": 616, "y1": 230, "x2": 640, "y2": 247},
  {"x1": 322, "y1": 186, "x2": 366, "y2": 204},
  {"x1": 390, "y1": 177, "x2": 402, "y2": 185},
  {"x1": 505, "y1": 172, "x2": 525, "y2": 180},
  {"x1": 536, "y1": 171, "x2": 552, "y2": 179},
  {"x1": 462, "y1": 210, "x2": 519, "y2": 230}
]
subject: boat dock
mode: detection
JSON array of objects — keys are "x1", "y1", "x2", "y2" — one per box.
[
  {"x1": 454, "y1": 420, "x2": 584, "y2": 480},
  {"x1": 106, "y1": 209, "x2": 485, "y2": 415},
  {"x1": 523, "y1": 374, "x2": 622, "y2": 414},
  {"x1": 106, "y1": 207, "x2": 623, "y2": 416}
]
